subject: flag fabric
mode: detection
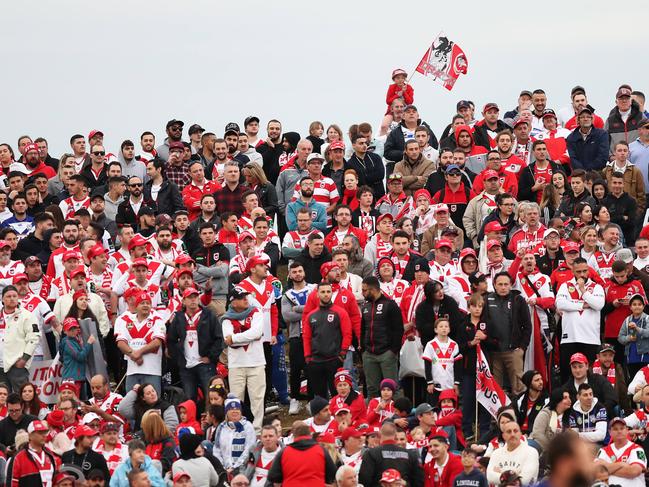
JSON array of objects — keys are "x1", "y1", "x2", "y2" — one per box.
[
  {"x1": 415, "y1": 33, "x2": 468, "y2": 90},
  {"x1": 476, "y1": 344, "x2": 510, "y2": 418}
]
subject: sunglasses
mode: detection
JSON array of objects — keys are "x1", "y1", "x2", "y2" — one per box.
[
  {"x1": 447, "y1": 172, "x2": 461, "y2": 176},
  {"x1": 129, "y1": 183, "x2": 143, "y2": 188},
  {"x1": 169, "y1": 126, "x2": 182, "y2": 131},
  {"x1": 92, "y1": 151, "x2": 105, "y2": 156}
]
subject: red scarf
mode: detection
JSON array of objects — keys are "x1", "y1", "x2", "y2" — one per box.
[{"x1": 592, "y1": 360, "x2": 616, "y2": 386}]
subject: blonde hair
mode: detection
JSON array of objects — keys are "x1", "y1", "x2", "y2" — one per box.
[
  {"x1": 57, "y1": 153, "x2": 75, "y2": 178},
  {"x1": 141, "y1": 410, "x2": 172, "y2": 443},
  {"x1": 243, "y1": 162, "x2": 268, "y2": 186},
  {"x1": 309, "y1": 121, "x2": 324, "y2": 136}
]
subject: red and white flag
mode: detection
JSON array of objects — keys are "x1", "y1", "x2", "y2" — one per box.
[
  {"x1": 476, "y1": 344, "x2": 510, "y2": 418},
  {"x1": 415, "y1": 33, "x2": 468, "y2": 91}
]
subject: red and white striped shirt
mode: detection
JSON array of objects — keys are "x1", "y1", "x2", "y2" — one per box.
[{"x1": 59, "y1": 196, "x2": 90, "y2": 220}]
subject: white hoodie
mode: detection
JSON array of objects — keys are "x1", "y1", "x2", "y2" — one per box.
[{"x1": 567, "y1": 397, "x2": 607, "y2": 443}]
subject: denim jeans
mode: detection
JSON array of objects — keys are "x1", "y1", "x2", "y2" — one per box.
[
  {"x1": 179, "y1": 362, "x2": 216, "y2": 403},
  {"x1": 343, "y1": 349, "x2": 359, "y2": 390},
  {"x1": 125, "y1": 374, "x2": 162, "y2": 396}
]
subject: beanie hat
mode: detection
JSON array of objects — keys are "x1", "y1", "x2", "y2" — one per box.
[
  {"x1": 521, "y1": 370, "x2": 541, "y2": 390},
  {"x1": 224, "y1": 393, "x2": 242, "y2": 413},
  {"x1": 47, "y1": 410, "x2": 65, "y2": 428},
  {"x1": 320, "y1": 262, "x2": 340, "y2": 279},
  {"x1": 334, "y1": 369, "x2": 352, "y2": 387},
  {"x1": 380, "y1": 378, "x2": 398, "y2": 393},
  {"x1": 309, "y1": 396, "x2": 329, "y2": 416}
]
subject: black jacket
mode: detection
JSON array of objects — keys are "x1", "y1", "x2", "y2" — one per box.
[
  {"x1": 473, "y1": 120, "x2": 509, "y2": 151},
  {"x1": 194, "y1": 243, "x2": 230, "y2": 268},
  {"x1": 566, "y1": 127, "x2": 609, "y2": 171},
  {"x1": 257, "y1": 141, "x2": 284, "y2": 185},
  {"x1": 15, "y1": 233, "x2": 46, "y2": 261},
  {"x1": 294, "y1": 246, "x2": 332, "y2": 284},
  {"x1": 167, "y1": 305, "x2": 224, "y2": 367},
  {"x1": 384, "y1": 120, "x2": 438, "y2": 163},
  {"x1": 562, "y1": 372, "x2": 617, "y2": 416},
  {"x1": 345, "y1": 152, "x2": 386, "y2": 199},
  {"x1": 0, "y1": 414, "x2": 36, "y2": 448},
  {"x1": 602, "y1": 192, "x2": 637, "y2": 242},
  {"x1": 143, "y1": 179, "x2": 184, "y2": 217},
  {"x1": 255, "y1": 182, "x2": 279, "y2": 219},
  {"x1": 557, "y1": 190, "x2": 596, "y2": 218},
  {"x1": 518, "y1": 161, "x2": 564, "y2": 204},
  {"x1": 481, "y1": 290, "x2": 532, "y2": 351},
  {"x1": 514, "y1": 390, "x2": 549, "y2": 435},
  {"x1": 115, "y1": 197, "x2": 156, "y2": 230},
  {"x1": 176, "y1": 227, "x2": 201, "y2": 256},
  {"x1": 536, "y1": 249, "x2": 565, "y2": 277},
  {"x1": 358, "y1": 442, "x2": 424, "y2": 487},
  {"x1": 455, "y1": 314, "x2": 486, "y2": 373},
  {"x1": 425, "y1": 167, "x2": 472, "y2": 197},
  {"x1": 361, "y1": 294, "x2": 403, "y2": 355},
  {"x1": 61, "y1": 448, "x2": 110, "y2": 481},
  {"x1": 79, "y1": 164, "x2": 108, "y2": 189},
  {"x1": 415, "y1": 295, "x2": 464, "y2": 345}
]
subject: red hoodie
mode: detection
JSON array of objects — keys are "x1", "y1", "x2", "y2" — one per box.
[
  {"x1": 176, "y1": 399, "x2": 203, "y2": 437},
  {"x1": 434, "y1": 389, "x2": 465, "y2": 448},
  {"x1": 604, "y1": 277, "x2": 647, "y2": 338}
]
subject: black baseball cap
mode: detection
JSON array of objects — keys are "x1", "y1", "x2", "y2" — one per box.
[
  {"x1": 166, "y1": 119, "x2": 184, "y2": 129},
  {"x1": 224, "y1": 122, "x2": 240, "y2": 137},
  {"x1": 244, "y1": 116, "x2": 260, "y2": 127},
  {"x1": 188, "y1": 124, "x2": 205, "y2": 135}
]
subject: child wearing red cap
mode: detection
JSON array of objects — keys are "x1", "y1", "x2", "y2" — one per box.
[
  {"x1": 59, "y1": 315, "x2": 96, "y2": 398},
  {"x1": 385, "y1": 69, "x2": 414, "y2": 116}
]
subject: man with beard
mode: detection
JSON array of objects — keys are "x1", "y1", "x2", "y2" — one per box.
[
  {"x1": 173, "y1": 210, "x2": 200, "y2": 256},
  {"x1": 138, "y1": 131, "x2": 156, "y2": 161},
  {"x1": 277, "y1": 140, "x2": 311, "y2": 239},
  {"x1": 194, "y1": 223, "x2": 230, "y2": 317},
  {"x1": 464, "y1": 167, "x2": 504, "y2": 246},
  {"x1": 206, "y1": 138, "x2": 229, "y2": 183},
  {"x1": 452, "y1": 125, "x2": 488, "y2": 174},
  {"x1": 118, "y1": 140, "x2": 147, "y2": 183},
  {"x1": 143, "y1": 158, "x2": 183, "y2": 217},
  {"x1": 46, "y1": 219, "x2": 80, "y2": 278},
  {"x1": 89, "y1": 191, "x2": 117, "y2": 243},
  {"x1": 150, "y1": 225, "x2": 182, "y2": 266},
  {"x1": 518, "y1": 140, "x2": 564, "y2": 204},
  {"x1": 286, "y1": 177, "x2": 327, "y2": 233},
  {"x1": 606, "y1": 86, "x2": 645, "y2": 154},
  {"x1": 566, "y1": 108, "x2": 610, "y2": 171},
  {"x1": 197, "y1": 131, "x2": 216, "y2": 167},
  {"x1": 292, "y1": 153, "x2": 339, "y2": 227},
  {"x1": 15, "y1": 212, "x2": 54, "y2": 261},
  {"x1": 116, "y1": 176, "x2": 153, "y2": 231},
  {"x1": 514, "y1": 370, "x2": 549, "y2": 436},
  {"x1": 529, "y1": 89, "x2": 548, "y2": 137},
  {"x1": 59, "y1": 174, "x2": 90, "y2": 220},
  {"x1": 277, "y1": 131, "x2": 301, "y2": 172},
  {"x1": 425, "y1": 148, "x2": 471, "y2": 196},
  {"x1": 535, "y1": 227, "x2": 565, "y2": 276},
  {"x1": 182, "y1": 161, "x2": 222, "y2": 221},
  {"x1": 223, "y1": 122, "x2": 250, "y2": 171},
  {"x1": 393, "y1": 139, "x2": 434, "y2": 197},
  {"x1": 165, "y1": 142, "x2": 191, "y2": 191},
  {"x1": 257, "y1": 119, "x2": 284, "y2": 184},
  {"x1": 325, "y1": 204, "x2": 367, "y2": 252},
  {"x1": 156, "y1": 119, "x2": 184, "y2": 162},
  {"x1": 562, "y1": 88, "x2": 605, "y2": 130},
  {"x1": 189, "y1": 194, "x2": 219, "y2": 234},
  {"x1": 21, "y1": 143, "x2": 56, "y2": 178},
  {"x1": 473, "y1": 103, "x2": 509, "y2": 150},
  {"x1": 83, "y1": 375, "x2": 124, "y2": 426},
  {"x1": 384, "y1": 105, "x2": 438, "y2": 170}
]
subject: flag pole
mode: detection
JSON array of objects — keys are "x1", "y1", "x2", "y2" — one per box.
[
  {"x1": 406, "y1": 30, "x2": 443, "y2": 84},
  {"x1": 475, "y1": 344, "x2": 479, "y2": 441}
]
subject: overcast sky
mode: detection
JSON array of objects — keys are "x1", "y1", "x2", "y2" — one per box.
[{"x1": 2, "y1": 0, "x2": 645, "y2": 156}]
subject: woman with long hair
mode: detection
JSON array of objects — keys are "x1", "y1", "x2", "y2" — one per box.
[
  {"x1": 573, "y1": 201, "x2": 594, "y2": 225},
  {"x1": 118, "y1": 383, "x2": 179, "y2": 433},
  {"x1": 242, "y1": 162, "x2": 278, "y2": 219},
  {"x1": 48, "y1": 154, "x2": 75, "y2": 198},
  {"x1": 321, "y1": 124, "x2": 344, "y2": 159},
  {"x1": 140, "y1": 410, "x2": 177, "y2": 475},
  {"x1": 19, "y1": 382, "x2": 49, "y2": 419},
  {"x1": 551, "y1": 170, "x2": 568, "y2": 198},
  {"x1": 539, "y1": 183, "x2": 561, "y2": 224},
  {"x1": 580, "y1": 226, "x2": 599, "y2": 260}
]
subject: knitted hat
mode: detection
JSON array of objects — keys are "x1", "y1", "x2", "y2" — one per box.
[
  {"x1": 380, "y1": 378, "x2": 398, "y2": 392},
  {"x1": 334, "y1": 369, "x2": 352, "y2": 387},
  {"x1": 309, "y1": 396, "x2": 329, "y2": 416},
  {"x1": 47, "y1": 410, "x2": 65, "y2": 428},
  {"x1": 320, "y1": 262, "x2": 340, "y2": 279},
  {"x1": 224, "y1": 393, "x2": 242, "y2": 413},
  {"x1": 521, "y1": 370, "x2": 541, "y2": 390}
]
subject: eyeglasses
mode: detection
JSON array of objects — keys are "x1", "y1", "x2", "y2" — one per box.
[
  {"x1": 129, "y1": 183, "x2": 143, "y2": 188},
  {"x1": 92, "y1": 151, "x2": 105, "y2": 156}
]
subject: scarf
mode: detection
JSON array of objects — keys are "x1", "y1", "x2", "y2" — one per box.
[
  {"x1": 592, "y1": 360, "x2": 616, "y2": 386},
  {"x1": 221, "y1": 305, "x2": 255, "y2": 322},
  {"x1": 227, "y1": 420, "x2": 244, "y2": 433}
]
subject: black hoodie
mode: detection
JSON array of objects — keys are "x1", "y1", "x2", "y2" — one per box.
[{"x1": 294, "y1": 245, "x2": 332, "y2": 284}]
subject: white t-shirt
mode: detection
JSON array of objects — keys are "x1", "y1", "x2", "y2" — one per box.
[
  {"x1": 114, "y1": 311, "x2": 166, "y2": 376},
  {"x1": 150, "y1": 184, "x2": 162, "y2": 201},
  {"x1": 634, "y1": 256, "x2": 649, "y2": 274}
]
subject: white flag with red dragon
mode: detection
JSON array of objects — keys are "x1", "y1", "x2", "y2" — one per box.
[
  {"x1": 476, "y1": 343, "x2": 510, "y2": 418},
  {"x1": 415, "y1": 33, "x2": 468, "y2": 90}
]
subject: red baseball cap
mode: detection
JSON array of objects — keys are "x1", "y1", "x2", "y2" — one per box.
[
  {"x1": 570, "y1": 353, "x2": 589, "y2": 365},
  {"x1": 435, "y1": 239, "x2": 453, "y2": 250},
  {"x1": 128, "y1": 235, "x2": 148, "y2": 250},
  {"x1": 59, "y1": 380, "x2": 77, "y2": 393},
  {"x1": 486, "y1": 239, "x2": 503, "y2": 250},
  {"x1": 564, "y1": 241, "x2": 581, "y2": 253},
  {"x1": 172, "y1": 472, "x2": 191, "y2": 482},
  {"x1": 484, "y1": 221, "x2": 505, "y2": 233},
  {"x1": 320, "y1": 261, "x2": 340, "y2": 279},
  {"x1": 87, "y1": 244, "x2": 107, "y2": 259},
  {"x1": 28, "y1": 420, "x2": 49, "y2": 433},
  {"x1": 88, "y1": 130, "x2": 104, "y2": 140},
  {"x1": 513, "y1": 119, "x2": 529, "y2": 129},
  {"x1": 245, "y1": 255, "x2": 270, "y2": 273},
  {"x1": 70, "y1": 266, "x2": 87, "y2": 279},
  {"x1": 53, "y1": 473, "x2": 76, "y2": 486},
  {"x1": 376, "y1": 213, "x2": 394, "y2": 224},
  {"x1": 12, "y1": 273, "x2": 28, "y2": 284},
  {"x1": 380, "y1": 469, "x2": 403, "y2": 483},
  {"x1": 131, "y1": 258, "x2": 149, "y2": 269},
  {"x1": 62, "y1": 250, "x2": 81, "y2": 262},
  {"x1": 483, "y1": 169, "x2": 499, "y2": 180},
  {"x1": 238, "y1": 230, "x2": 255, "y2": 243},
  {"x1": 434, "y1": 203, "x2": 449, "y2": 214},
  {"x1": 175, "y1": 254, "x2": 194, "y2": 265},
  {"x1": 341, "y1": 427, "x2": 363, "y2": 441},
  {"x1": 74, "y1": 424, "x2": 99, "y2": 439},
  {"x1": 459, "y1": 248, "x2": 477, "y2": 260},
  {"x1": 329, "y1": 140, "x2": 345, "y2": 151},
  {"x1": 483, "y1": 102, "x2": 499, "y2": 113},
  {"x1": 134, "y1": 291, "x2": 152, "y2": 306},
  {"x1": 414, "y1": 189, "x2": 431, "y2": 202},
  {"x1": 63, "y1": 317, "x2": 80, "y2": 332},
  {"x1": 0, "y1": 241, "x2": 10, "y2": 250},
  {"x1": 176, "y1": 268, "x2": 193, "y2": 279},
  {"x1": 182, "y1": 287, "x2": 200, "y2": 299}
]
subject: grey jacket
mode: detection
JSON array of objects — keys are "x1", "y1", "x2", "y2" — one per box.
[
  {"x1": 276, "y1": 164, "x2": 308, "y2": 214},
  {"x1": 194, "y1": 263, "x2": 229, "y2": 298},
  {"x1": 281, "y1": 294, "x2": 305, "y2": 339},
  {"x1": 618, "y1": 312, "x2": 649, "y2": 356}
]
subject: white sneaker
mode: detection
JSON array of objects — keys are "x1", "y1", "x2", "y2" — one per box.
[{"x1": 288, "y1": 398, "x2": 301, "y2": 415}]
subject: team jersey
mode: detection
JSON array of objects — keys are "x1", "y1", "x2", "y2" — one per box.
[
  {"x1": 588, "y1": 250, "x2": 617, "y2": 281},
  {"x1": 1, "y1": 215, "x2": 34, "y2": 239},
  {"x1": 114, "y1": 311, "x2": 166, "y2": 376},
  {"x1": 237, "y1": 276, "x2": 282, "y2": 342},
  {"x1": 379, "y1": 279, "x2": 409, "y2": 305},
  {"x1": 597, "y1": 440, "x2": 647, "y2": 487},
  {"x1": 93, "y1": 439, "x2": 128, "y2": 475},
  {"x1": 422, "y1": 337, "x2": 462, "y2": 391},
  {"x1": 46, "y1": 244, "x2": 80, "y2": 279},
  {"x1": 111, "y1": 257, "x2": 173, "y2": 289},
  {"x1": 88, "y1": 267, "x2": 113, "y2": 312},
  {"x1": 555, "y1": 278, "x2": 605, "y2": 345},
  {"x1": 20, "y1": 293, "x2": 55, "y2": 358},
  {"x1": 59, "y1": 196, "x2": 90, "y2": 220},
  {"x1": 0, "y1": 260, "x2": 25, "y2": 293},
  {"x1": 250, "y1": 448, "x2": 280, "y2": 487}
]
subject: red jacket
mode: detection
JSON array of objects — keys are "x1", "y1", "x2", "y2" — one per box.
[
  {"x1": 182, "y1": 180, "x2": 222, "y2": 220},
  {"x1": 324, "y1": 225, "x2": 368, "y2": 251},
  {"x1": 386, "y1": 83, "x2": 414, "y2": 109},
  {"x1": 471, "y1": 167, "x2": 519, "y2": 197},
  {"x1": 550, "y1": 262, "x2": 604, "y2": 290},
  {"x1": 329, "y1": 392, "x2": 367, "y2": 428},
  {"x1": 423, "y1": 451, "x2": 463, "y2": 487},
  {"x1": 604, "y1": 277, "x2": 647, "y2": 338},
  {"x1": 7, "y1": 446, "x2": 60, "y2": 487},
  {"x1": 303, "y1": 285, "x2": 361, "y2": 342},
  {"x1": 267, "y1": 435, "x2": 336, "y2": 486}
]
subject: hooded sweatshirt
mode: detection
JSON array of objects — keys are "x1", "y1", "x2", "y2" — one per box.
[
  {"x1": 176, "y1": 400, "x2": 203, "y2": 438},
  {"x1": 172, "y1": 433, "x2": 220, "y2": 487},
  {"x1": 566, "y1": 397, "x2": 607, "y2": 443},
  {"x1": 454, "y1": 125, "x2": 488, "y2": 174}
]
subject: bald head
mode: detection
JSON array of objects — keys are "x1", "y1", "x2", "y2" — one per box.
[{"x1": 90, "y1": 374, "x2": 109, "y2": 400}]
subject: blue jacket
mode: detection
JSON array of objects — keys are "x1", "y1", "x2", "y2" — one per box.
[
  {"x1": 110, "y1": 455, "x2": 165, "y2": 487},
  {"x1": 285, "y1": 198, "x2": 327, "y2": 232},
  {"x1": 566, "y1": 127, "x2": 610, "y2": 171},
  {"x1": 59, "y1": 335, "x2": 92, "y2": 381}
]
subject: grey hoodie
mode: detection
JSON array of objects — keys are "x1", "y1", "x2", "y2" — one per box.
[{"x1": 119, "y1": 153, "x2": 148, "y2": 183}]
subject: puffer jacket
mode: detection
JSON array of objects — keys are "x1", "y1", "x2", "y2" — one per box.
[
  {"x1": 393, "y1": 155, "x2": 436, "y2": 196},
  {"x1": 605, "y1": 101, "x2": 645, "y2": 153}
]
